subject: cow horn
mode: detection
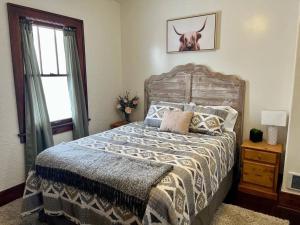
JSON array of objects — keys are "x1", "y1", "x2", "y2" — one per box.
[
  {"x1": 173, "y1": 26, "x2": 182, "y2": 35},
  {"x1": 198, "y1": 17, "x2": 208, "y2": 33}
]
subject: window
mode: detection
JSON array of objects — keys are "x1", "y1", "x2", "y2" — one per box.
[
  {"x1": 7, "y1": 3, "x2": 88, "y2": 143},
  {"x1": 32, "y1": 25, "x2": 72, "y2": 122}
]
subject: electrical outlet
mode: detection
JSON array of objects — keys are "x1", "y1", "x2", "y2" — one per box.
[{"x1": 287, "y1": 172, "x2": 300, "y2": 191}]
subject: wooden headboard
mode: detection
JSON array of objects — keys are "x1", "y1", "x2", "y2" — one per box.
[{"x1": 144, "y1": 64, "x2": 246, "y2": 149}]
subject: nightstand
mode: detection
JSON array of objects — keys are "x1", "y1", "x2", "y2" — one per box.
[
  {"x1": 238, "y1": 140, "x2": 283, "y2": 200},
  {"x1": 110, "y1": 120, "x2": 128, "y2": 129}
]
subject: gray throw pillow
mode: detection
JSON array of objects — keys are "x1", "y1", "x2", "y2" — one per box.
[{"x1": 144, "y1": 101, "x2": 184, "y2": 127}]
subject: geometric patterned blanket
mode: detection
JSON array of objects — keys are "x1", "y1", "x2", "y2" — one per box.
[{"x1": 22, "y1": 122, "x2": 236, "y2": 225}]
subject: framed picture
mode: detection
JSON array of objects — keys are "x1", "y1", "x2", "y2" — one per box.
[{"x1": 167, "y1": 13, "x2": 217, "y2": 53}]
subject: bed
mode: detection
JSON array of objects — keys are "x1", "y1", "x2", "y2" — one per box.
[{"x1": 22, "y1": 64, "x2": 245, "y2": 225}]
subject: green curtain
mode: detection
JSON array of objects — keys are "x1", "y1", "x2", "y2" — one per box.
[
  {"x1": 64, "y1": 29, "x2": 89, "y2": 139},
  {"x1": 20, "y1": 21, "x2": 54, "y2": 175}
]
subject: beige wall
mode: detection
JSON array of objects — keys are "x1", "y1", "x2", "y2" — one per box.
[
  {"x1": 282, "y1": 19, "x2": 300, "y2": 194},
  {"x1": 0, "y1": 0, "x2": 122, "y2": 191},
  {"x1": 120, "y1": 0, "x2": 298, "y2": 146}
]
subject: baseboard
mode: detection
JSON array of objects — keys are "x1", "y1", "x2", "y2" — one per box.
[
  {"x1": 278, "y1": 191, "x2": 300, "y2": 213},
  {"x1": 0, "y1": 183, "x2": 25, "y2": 207}
]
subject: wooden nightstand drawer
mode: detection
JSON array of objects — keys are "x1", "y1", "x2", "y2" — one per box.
[
  {"x1": 244, "y1": 148, "x2": 277, "y2": 164},
  {"x1": 243, "y1": 161, "x2": 275, "y2": 188}
]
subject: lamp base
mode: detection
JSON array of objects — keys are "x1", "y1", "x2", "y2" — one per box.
[{"x1": 267, "y1": 126, "x2": 278, "y2": 145}]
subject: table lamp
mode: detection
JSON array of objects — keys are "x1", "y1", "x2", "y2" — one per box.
[{"x1": 261, "y1": 110, "x2": 287, "y2": 145}]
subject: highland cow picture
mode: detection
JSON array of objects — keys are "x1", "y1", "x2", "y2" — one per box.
[{"x1": 167, "y1": 13, "x2": 217, "y2": 53}]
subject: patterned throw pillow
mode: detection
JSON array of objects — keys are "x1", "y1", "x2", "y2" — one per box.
[
  {"x1": 187, "y1": 106, "x2": 228, "y2": 135},
  {"x1": 185, "y1": 103, "x2": 238, "y2": 131},
  {"x1": 208, "y1": 106, "x2": 238, "y2": 131},
  {"x1": 144, "y1": 101, "x2": 184, "y2": 127}
]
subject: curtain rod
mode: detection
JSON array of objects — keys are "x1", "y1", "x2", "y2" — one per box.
[{"x1": 19, "y1": 16, "x2": 76, "y2": 30}]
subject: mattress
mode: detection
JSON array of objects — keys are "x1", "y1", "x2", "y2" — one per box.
[{"x1": 22, "y1": 122, "x2": 236, "y2": 225}]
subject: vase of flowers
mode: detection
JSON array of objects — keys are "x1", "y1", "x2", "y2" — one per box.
[{"x1": 117, "y1": 91, "x2": 139, "y2": 122}]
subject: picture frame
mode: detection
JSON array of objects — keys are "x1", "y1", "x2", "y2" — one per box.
[{"x1": 167, "y1": 12, "x2": 217, "y2": 53}]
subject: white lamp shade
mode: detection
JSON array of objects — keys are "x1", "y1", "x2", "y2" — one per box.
[{"x1": 261, "y1": 110, "x2": 287, "y2": 127}]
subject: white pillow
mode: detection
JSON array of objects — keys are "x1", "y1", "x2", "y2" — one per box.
[{"x1": 186, "y1": 103, "x2": 238, "y2": 131}]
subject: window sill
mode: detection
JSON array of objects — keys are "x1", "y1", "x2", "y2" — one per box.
[
  {"x1": 51, "y1": 117, "x2": 91, "y2": 135},
  {"x1": 51, "y1": 118, "x2": 73, "y2": 135},
  {"x1": 18, "y1": 118, "x2": 91, "y2": 143},
  {"x1": 17, "y1": 119, "x2": 73, "y2": 143}
]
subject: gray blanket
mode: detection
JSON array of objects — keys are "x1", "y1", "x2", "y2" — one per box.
[{"x1": 35, "y1": 143, "x2": 173, "y2": 218}]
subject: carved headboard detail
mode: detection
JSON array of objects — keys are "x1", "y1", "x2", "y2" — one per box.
[{"x1": 144, "y1": 63, "x2": 246, "y2": 149}]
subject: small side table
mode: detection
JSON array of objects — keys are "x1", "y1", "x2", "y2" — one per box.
[
  {"x1": 239, "y1": 140, "x2": 283, "y2": 200},
  {"x1": 110, "y1": 120, "x2": 128, "y2": 129}
]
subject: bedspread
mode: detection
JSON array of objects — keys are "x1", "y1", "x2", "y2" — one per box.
[{"x1": 22, "y1": 122, "x2": 236, "y2": 225}]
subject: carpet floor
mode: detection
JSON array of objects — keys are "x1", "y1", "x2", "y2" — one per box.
[{"x1": 0, "y1": 198, "x2": 289, "y2": 225}]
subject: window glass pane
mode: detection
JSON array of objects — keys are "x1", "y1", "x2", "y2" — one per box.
[
  {"x1": 55, "y1": 30, "x2": 67, "y2": 74},
  {"x1": 39, "y1": 26, "x2": 57, "y2": 74},
  {"x1": 32, "y1": 25, "x2": 41, "y2": 72},
  {"x1": 41, "y1": 77, "x2": 72, "y2": 122}
]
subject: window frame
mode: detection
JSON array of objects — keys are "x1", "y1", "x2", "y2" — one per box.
[{"x1": 7, "y1": 3, "x2": 89, "y2": 143}]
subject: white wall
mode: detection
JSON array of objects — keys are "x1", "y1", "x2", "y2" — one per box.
[
  {"x1": 282, "y1": 18, "x2": 300, "y2": 194},
  {"x1": 1, "y1": 0, "x2": 300, "y2": 195},
  {"x1": 120, "y1": 0, "x2": 299, "y2": 148},
  {"x1": 0, "y1": 0, "x2": 122, "y2": 191}
]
